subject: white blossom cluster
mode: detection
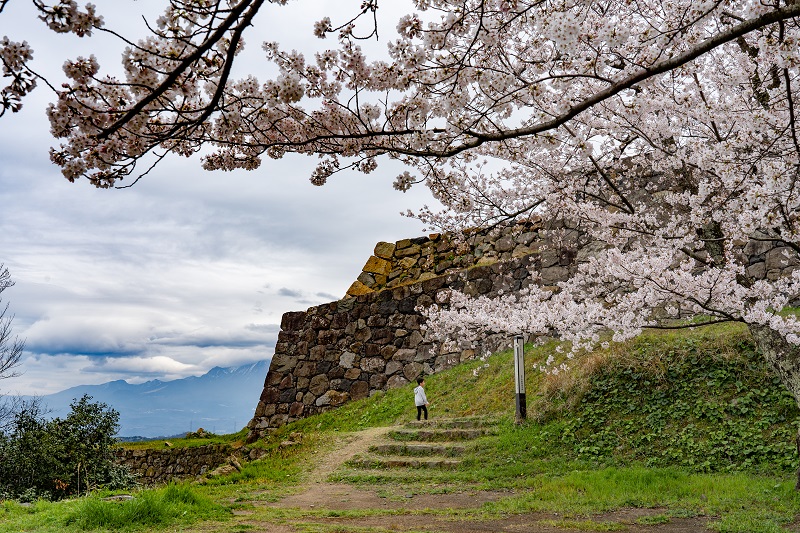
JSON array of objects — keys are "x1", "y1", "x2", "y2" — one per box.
[
  {"x1": 10, "y1": 1, "x2": 800, "y2": 392},
  {"x1": 2, "y1": 1, "x2": 101, "y2": 116},
  {"x1": 0, "y1": 37, "x2": 35, "y2": 115}
]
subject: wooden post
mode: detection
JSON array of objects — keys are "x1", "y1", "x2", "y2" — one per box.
[{"x1": 514, "y1": 335, "x2": 526, "y2": 424}]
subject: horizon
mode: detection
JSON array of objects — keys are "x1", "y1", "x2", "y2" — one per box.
[{"x1": 26, "y1": 359, "x2": 272, "y2": 438}]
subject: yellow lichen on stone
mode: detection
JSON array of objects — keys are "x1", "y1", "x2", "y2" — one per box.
[
  {"x1": 363, "y1": 255, "x2": 392, "y2": 275},
  {"x1": 346, "y1": 281, "x2": 375, "y2": 297},
  {"x1": 374, "y1": 241, "x2": 396, "y2": 259}
]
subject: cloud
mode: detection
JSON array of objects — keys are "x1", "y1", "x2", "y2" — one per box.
[
  {"x1": 277, "y1": 287, "x2": 303, "y2": 298},
  {"x1": 0, "y1": 0, "x2": 437, "y2": 396},
  {"x1": 91, "y1": 355, "x2": 199, "y2": 377}
]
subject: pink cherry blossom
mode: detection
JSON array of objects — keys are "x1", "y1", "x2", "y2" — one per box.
[{"x1": 8, "y1": 1, "x2": 800, "y2": 445}]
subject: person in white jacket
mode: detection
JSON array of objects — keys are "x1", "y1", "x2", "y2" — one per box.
[{"x1": 414, "y1": 377, "x2": 430, "y2": 421}]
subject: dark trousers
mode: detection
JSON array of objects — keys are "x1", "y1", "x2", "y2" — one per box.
[{"x1": 417, "y1": 405, "x2": 428, "y2": 421}]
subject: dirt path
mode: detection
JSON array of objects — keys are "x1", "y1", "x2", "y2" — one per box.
[
  {"x1": 234, "y1": 426, "x2": 718, "y2": 532},
  {"x1": 266, "y1": 425, "x2": 506, "y2": 512}
]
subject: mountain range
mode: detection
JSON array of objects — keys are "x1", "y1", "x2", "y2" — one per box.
[{"x1": 33, "y1": 360, "x2": 270, "y2": 439}]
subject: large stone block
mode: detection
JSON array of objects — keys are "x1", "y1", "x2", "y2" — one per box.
[
  {"x1": 309, "y1": 345, "x2": 327, "y2": 361},
  {"x1": 387, "y1": 375, "x2": 409, "y2": 389},
  {"x1": 377, "y1": 299, "x2": 398, "y2": 315},
  {"x1": 414, "y1": 344, "x2": 436, "y2": 361},
  {"x1": 279, "y1": 388, "x2": 296, "y2": 403},
  {"x1": 393, "y1": 348, "x2": 417, "y2": 362},
  {"x1": 351, "y1": 380, "x2": 370, "y2": 400},
  {"x1": 370, "y1": 374, "x2": 388, "y2": 389},
  {"x1": 309, "y1": 374, "x2": 329, "y2": 396},
  {"x1": 385, "y1": 360, "x2": 403, "y2": 375},
  {"x1": 344, "y1": 367, "x2": 361, "y2": 379},
  {"x1": 381, "y1": 345, "x2": 398, "y2": 358},
  {"x1": 260, "y1": 387, "x2": 280, "y2": 404},
  {"x1": 395, "y1": 244, "x2": 422, "y2": 258},
  {"x1": 357, "y1": 272, "x2": 377, "y2": 287},
  {"x1": 374, "y1": 241, "x2": 396, "y2": 259},
  {"x1": 363, "y1": 255, "x2": 393, "y2": 275},
  {"x1": 406, "y1": 330, "x2": 424, "y2": 348},
  {"x1": 271, "y1": 353, "x2": 297, "y2": 373},
  {"x1": 281, "y1": 311, "x2": 308, "y2": 331},
  {"x1": 495, "y1": 236, "x2": 515, "y2": 252},
  {"x1": 747, "y1": 261, "x2": 766, "y2": 280},
  {"x1": 403, "y1": 362, "x2": 423, "y2": 381},
  {"x1": 766, "y1": 247, "x2": 799, "y2": 271},
  {"x1": 370, "y1": 328, "x2": 392, "y2": 343},
  {"x1": 331, "y1": 312, "x2": 350, "y2": 329},
  {"x1": 361, "y1": 357, "x2": 386, "y2": 373},
  {"x1": 318, "y1": 329, "x2": 339, "y2": 345},
  {"x1": 540, "y1": 265, "x2": 571, "y2": 284},
  {"x1": 310, "y1": 315, "x2": 331, "y2": 330},
  {"x1": 367, "y1": 315, "x2": 387, "y2": 327},
  {"x1": 347, "y1": 280, "x2": 374, "y2": 296},
  {"x1": 294, "y1": 361, "x2": 316, "y2": 378},
  {"x1": 278, "y1": 375, "x2": 293, "y2": 389},
  {"x1": 365, "y1": 343, "x2": 382, "y2": 356},
  {"x1": 398, "y1": 298, "x2": 417, "y2": 313},
  {"x1": 339, "y1": 351, "x2": 357, "y2": 368},
  {"x1": 354, "y1": 327, "x2": 372, "y2": 342},
  {"x1": 744, "y1": 234, "x2": 776, "y2": 257}
]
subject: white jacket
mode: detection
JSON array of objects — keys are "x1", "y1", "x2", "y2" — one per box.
[{"x1": 414, "y1": 385, "x2": 428, "y2": 406}]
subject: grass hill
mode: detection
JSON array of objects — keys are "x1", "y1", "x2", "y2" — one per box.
[{"x1": 4, "y1": 323, "x2": 800, "y2": 532}]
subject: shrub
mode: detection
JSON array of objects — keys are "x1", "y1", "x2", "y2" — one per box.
[{"x1": 0, "y1": 395, "x2": 133, "y2": 500}]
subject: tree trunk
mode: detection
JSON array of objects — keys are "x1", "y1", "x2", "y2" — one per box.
[{"x1": 749, "y1": 324, "x2": 800, "y2": 489}]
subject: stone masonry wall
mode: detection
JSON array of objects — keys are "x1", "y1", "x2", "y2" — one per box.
[
  {"x1": 248, "y1": 257, "x2": 538, "y2": 435},
  {"x1": 345, "y1": 216, "x2": 594, "y2": 297},
  {"x1": 247, "y1": 217, "x2": 591, "y2": 436},
  {"x1": 114, "y1": 444, "x2": 232, "y2": 485},
  {"x1": 248, "y1": 217, "x2": 800, "y2": 438}
]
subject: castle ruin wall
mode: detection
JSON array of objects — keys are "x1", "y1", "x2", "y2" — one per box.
[{"x1": 247, "y1": 217, "x2": 799, "y2": 437}]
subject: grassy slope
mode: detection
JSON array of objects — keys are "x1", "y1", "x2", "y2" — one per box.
[{"x1": 4, "y1": 323, "x2": 800, "y2": 532}]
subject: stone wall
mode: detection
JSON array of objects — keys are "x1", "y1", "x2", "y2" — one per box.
[
  {"x1": 248, "y1": 217, "x2": 800, "y2": 438},
  {"x1": 345, "y1": 216, "x2": 593, "y2": 297},
  {"x1": 114, "y1": 444, "x2": 232, "y2": 485},
  {"x1": 248, "y1": 251, "x2": 552, "y2": 436}
]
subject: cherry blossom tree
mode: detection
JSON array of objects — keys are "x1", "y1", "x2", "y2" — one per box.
[{"x1": 8, "y1": 0, "x2": 800, "y2": 471}]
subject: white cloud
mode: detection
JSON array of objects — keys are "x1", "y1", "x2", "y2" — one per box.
[{"x1": 0, "y1": 0, "x2": 436, "y2": 396}]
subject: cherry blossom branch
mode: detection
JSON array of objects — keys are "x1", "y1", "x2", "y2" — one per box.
[
  {"x1": 441, "y1": 4, "x2": 800, "y2": 157},
  {"x1": 97, "y1": 0, "x2": 265, "y2": 141}
]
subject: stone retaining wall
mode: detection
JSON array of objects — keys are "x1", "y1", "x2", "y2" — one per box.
[
  {"x1": 345, "y1": 216, "x2": 592, "y2": 297},
  {"x1": 114, "y1": 444, "x2": 232, "y2": 485},
  {"x1": 247, "y1": 254, "x2": 545, "y2": 436},
  {"x1": 248, "y1": 218, "x2": 799, "y2": 438}
]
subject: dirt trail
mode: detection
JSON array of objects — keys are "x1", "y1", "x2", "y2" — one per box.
[{"x1": 243, "y1": 425, "x2": 717, "y2": 532}]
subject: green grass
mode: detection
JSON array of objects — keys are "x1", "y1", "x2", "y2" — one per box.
[
  {"x1": 119, "y1": 428, "x2": 249, "y2": 450},
  {"x1": 5, "y1": 323, "x2": 800, "y2": 531},
  {"x1": 0, "y1": 484, "x2": 228, "y2": 532}
]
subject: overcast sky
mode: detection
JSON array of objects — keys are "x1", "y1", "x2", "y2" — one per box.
[{"x1": 0, "y1": 0, "x2": 435, "y2": 395}]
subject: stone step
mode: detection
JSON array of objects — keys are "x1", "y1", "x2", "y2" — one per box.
[
  {"x1": 331, "y1": 468, "x2": 440, "y2": 484},
  {"x1": 369, "y1": 443, "x2": 466, "y2": 457},
  {"x1": 404, "y1": 418, "x2": 494, "y2": 430},
  {"x1": 388, "y1": 428, "x2": 492, "y2": 442},
  {"x1": 347, "y1": 456, "x2": 462, "y2": 469}
]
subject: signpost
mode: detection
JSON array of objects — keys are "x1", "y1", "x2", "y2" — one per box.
[{"x1": 513, "y1": 335, "x2": 526, "y2": 424}]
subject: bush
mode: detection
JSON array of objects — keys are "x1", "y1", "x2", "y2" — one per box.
[{"x1": 0, "y1": 395, "x2": 132, "y2": 500}]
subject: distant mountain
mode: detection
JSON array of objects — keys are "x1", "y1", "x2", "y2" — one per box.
[{"x1": 33, "y1": 360, "x2": 270, "y2": 439}]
